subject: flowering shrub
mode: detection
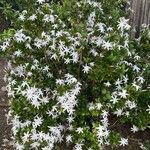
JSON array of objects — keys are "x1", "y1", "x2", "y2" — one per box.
[{"x1": 0, "y1": 0, "x2": 150, "y2": 149}]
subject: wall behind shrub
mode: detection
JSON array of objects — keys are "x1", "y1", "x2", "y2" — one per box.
[{"x1": 129, "y1": 0, "x2": 150, "y2": 37}]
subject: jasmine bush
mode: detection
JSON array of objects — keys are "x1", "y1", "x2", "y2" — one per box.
[{"x1": 0, "y1": 0, "x2": 150, "y2": 149}]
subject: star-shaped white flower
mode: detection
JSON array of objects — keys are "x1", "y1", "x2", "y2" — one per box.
[
  {"x1": 137, "y1": 76, "x2": 145, "y2": 84},
  {"x1": 37, "y1": 0, "x2": 45, "y2": 4},
  {"x1": 133, "y1": 65, "x2": 140, "y2": 73},
  {"x1": 146, "y1": 105, "x2": 150, "y2": 114},
  {"x1": 96, "y1": 103, "x2": 102, "y2": 110},
  {"x1": 132, "y1": 83, "x2": 141, "y2": 91},
  {"x1": 74, "y1": 143, "x2": 83, "y2": 150},
  {"x1": 82, "y1": 64, "x2": 91, "y2": 74},
  {"x1": 14, "y1": 50, "x2": 22, "y2": 57},
  {"x1": 119, "y1": 138, "x2": 128, "y2": 146},
  {"x1": 110, "y1": 95, "x2": 119, "y2": 104},
  {"x1": 118, "y1": 89, "x2": 129, "y2": 99},
  {"x1": 114, "y1": 109, "x2": 123, "y2": 116},
  {"x1": 28, "y1": 14, "x2": 37, "y2": 21},
  {"x1": 131, "y1": 125, "x2": 139, "y2": 133},
  {"x1": 102, "y1": 41, "x2": 112, "y2": 50},
  {"x1": 115, "y1": 78, "x2": 122, "y2": 86},
  {"x1": 76, "y1": 127, "x2": 83, "y2": 134},
  {"x1": 18, "y1": 14, "x2": 25, "y2": 21},
  {"x1": 117, "y1": 17, "x2": 130, "y2": 32},
  {"x1": 66, "y1": 135, "x2": 73, "y2": 143},
  {"x1": 104, "y1": 81, "x2": 111, "y2": 87}
]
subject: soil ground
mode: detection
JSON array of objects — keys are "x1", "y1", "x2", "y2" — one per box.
[{"x1": 0, "y1": 58, "x2": 13, "y2": 150}]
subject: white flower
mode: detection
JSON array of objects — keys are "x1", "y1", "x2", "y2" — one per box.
[
  {"x1": 88, "y1": 102, "x2": 95, "y2": 110},
  {"x1": 18, "y1": 14, "x2": 25, "y2": 21},
  {"x1": 82, "y1": 64, "x2": 91, "y2": 73},
  {"x1": 33, "y1": 116, "x2": 43, "y2": 128},
  {"x1": 27, "y1": 72, "x2": 32, "y2": 77},
  {"x1": 146, "y1": 105, "x2": 150, "y2": 114},
  {"x1": 115, "y1": 78, "x2": 122, "y2": 86},
  {"x1": 95, "y1": 36, "x2": 103, "y2": 47},
  {"x1": 110, "y1": 95, "x2": 119, "y2": 104},
  {"x1": 117, "y1": 17, "x2": 130, "y2": 32},
  {"x1": 107, "y1": 27, "x2": 113, "y2": 31},
  {"x1": 119, "y1": 138, "x2": 128, "y2": 146},
  {"x1": 1, "y1": 40, "x2": 10, "y2": 51},
  {"x1": 43, "y1": 14, "x2": 55, "y2": 23},
  {"x1": 42, "y1": 146, "x2": 53, "y2": 150},
  {"x1": 22, "y1": 86, "x2": 43, "y2": 108},
  {"x1": 31, "y1": 131, "x2": 39, "y2": 141},
  {"x1": 11, "y1": 80, "x2": 17, "y2": 86},
  {"x1": 28, "y1": 14, "x2": 37, "y2": 21},
  {"x1": 16, "y1": 142, "x2": 24, "y2": 150},
  {"x1": 66, "y1": 135, "x2": 73, "y2": 143},
  {"x1": 56, "y1": 79, "x2": 64, "y2": 85},
  {"x1": 57, "y1": 85, "x2": 80, "y2": 115},
  {"x1": 133, "y1": 65, "x2": 140, "y2": 73},
  {"x1": 114, "y1": 109, "x2": 123, "y2": 116},
  {"x1": 22, "y1": 132, "x2": 30, "y2": 143},
  {"x1": 125, "y1": 100, "x2": 137, "y2": 109},
  {"x1": 137, "y1": 76, "x2": 145, "y2": 84},
  {"x1": 125, "y1": 111, "x2": 130, "y2": 117},
  {"x1": 14, "y1": 30, "x2": 26, "y2": 43},
  {"x1": 85, "y1": 0, "x2": 103, "y2": 11},
  {"x1": 123, "y1": 75, "x2": 128, "y2": 83},
  {"x1": 96, "y1": 22, "x2": 105, "y2": 33},
  {"x1": 65, "y1": 58, "x2": 71, "y2": 64},
  {"x1": 51, "y1": 53, "x2": 58, "y2": 60},
  {"x1": 48, "y1": 126, "x2": 62, "y2": 139},
  {"x1": 37, "y1": 0, "x2": 45, "y2": 4},
  {"x1": 76, "y1": 127, "x2": 83, "y2": 134},
  {"x1": 25, "y1": 43, "x2": 32, "y2": 49},
  {"x1": 72, "y1": 52, "x2": 79, "y2": 63},
  {"x1": 0, "y1": 43, "x2": 7, "y2": 51},
  {"x1": 131, "y1": 125, "x2": 139, "y2": 133},
  {"x1": 134, "y1": 55, "x2": 141, "y2": 60},
  {"x1": 90, "y1": 49, "x2": 98, "y2": 57},
  {"x1": 102, "y1": 41, "x2": 112, "y2": 50},
  {"x1": 104, "y1": 82, "x2": 111, "y2": 87},
  {"x1": 132, "y1": 83, "x2": 141, "y2": 91},
  {"x1": 96, "y1": 103, "x2": 102, "y2": 110},
  {"x1": 96, "y1": 125, "x2": 104, "y2": 137},
  {"x1": 74, "y1": 143, "x2": 83, "y2": 150},
  {"x1": 41, "y1": 97, "x2": 49, "y2": 104},
  {"x1": 67, "y1": 116, "x2": 74, "y2": 124},
  {"x1": 118, "y1": 89, "x2": 129, "y2": 99},
  {"x1": 43, "y1": 65, "x2": 49, "y2": 72},
  {"x1": 14, "y1": 50, "x2": 22, "y2": 57},
  {"x1": 31, "y1": 142, "x2": 40, "y2": 149},
  {"x1": 15, "y1": 65, "x2": 25, "y2": 77},
  {"x1": 87, "y1": 11, "x2": 96, "y2": 31}
]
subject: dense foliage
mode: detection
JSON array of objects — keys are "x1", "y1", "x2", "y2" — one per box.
[{"x1": 0, "y1": 0, "x2": 150, "y2": 149}]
